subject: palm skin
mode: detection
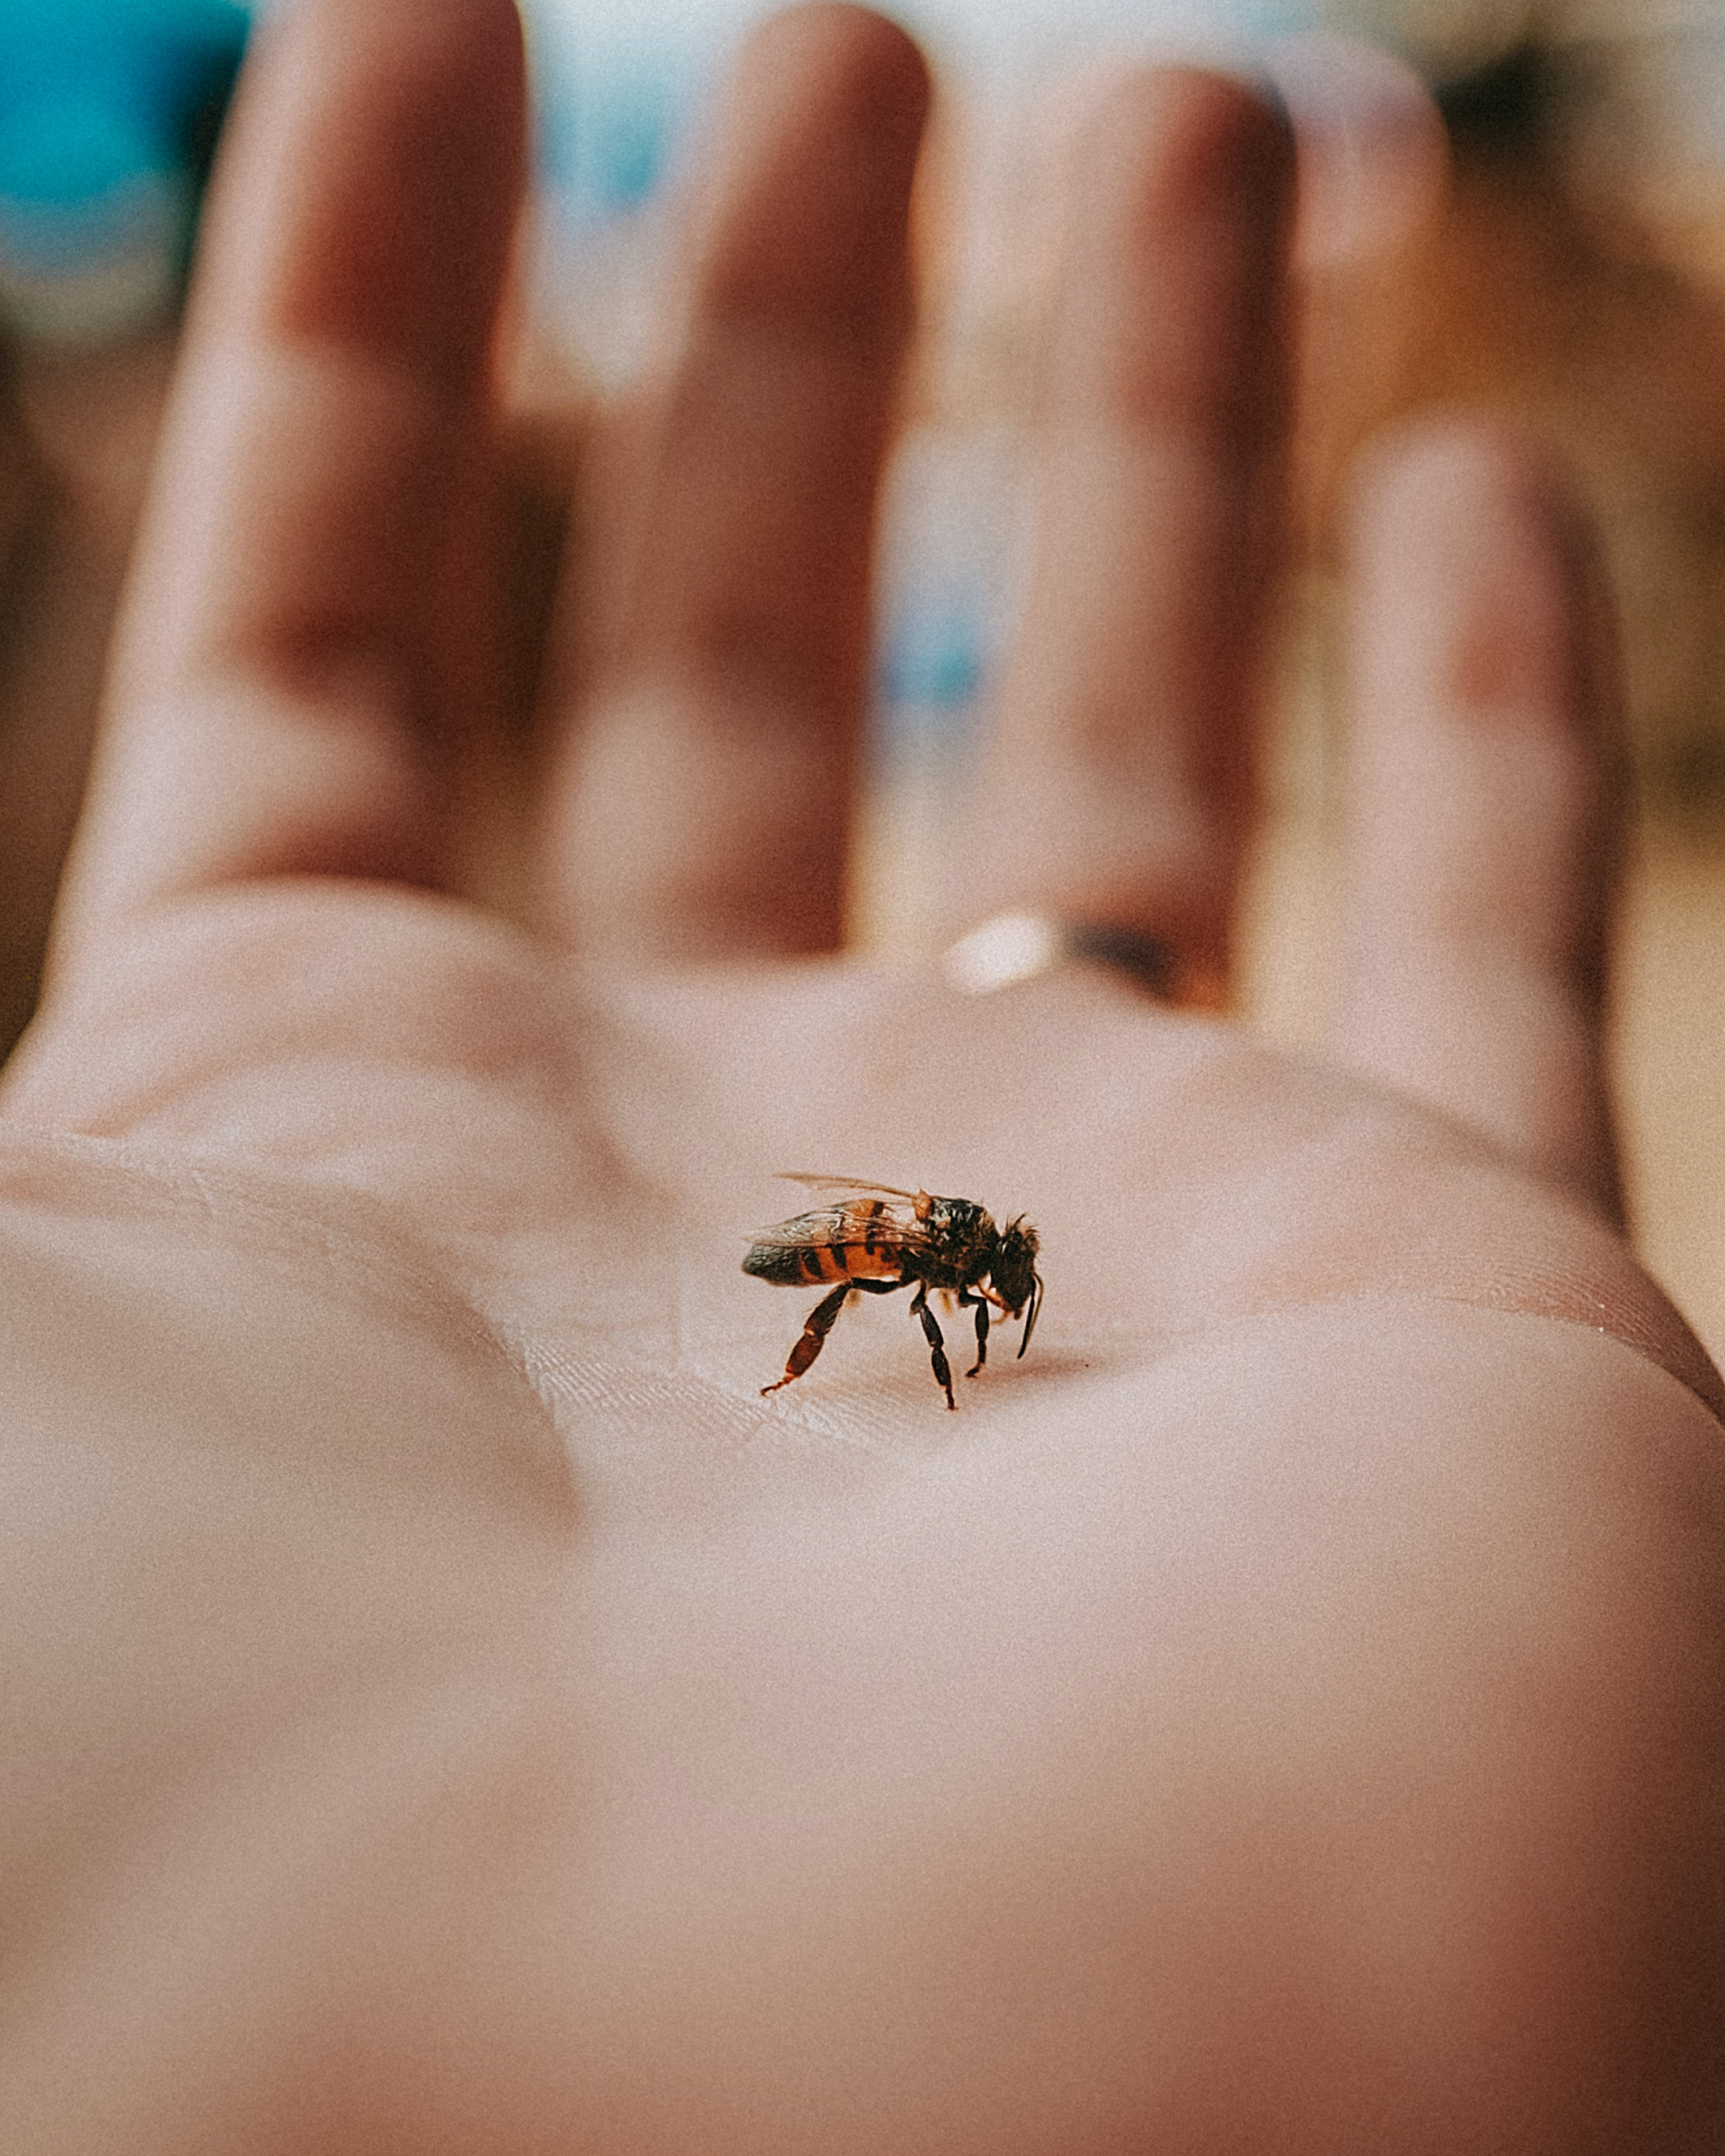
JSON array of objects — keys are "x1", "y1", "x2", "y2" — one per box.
[
  {"x1": 2, "y1": 3, "x2": 1723, "y2": 2152},
  {"x1": 4, "y1": 888, "x2": 1721, "y2": 2154}
]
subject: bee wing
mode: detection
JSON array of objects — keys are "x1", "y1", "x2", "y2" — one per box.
[
  {"x1": 747, "y1": 1206, "x2": 850, "y2": 1248},
  {"x1": 750, "y1": 1196, "x2": 932, "y2": 1250},
  {"x1": 775, "y1": 1172, "x2": 924, "y2": 1202}
]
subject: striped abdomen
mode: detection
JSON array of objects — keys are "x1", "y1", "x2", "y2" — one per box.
[
  {"x1": 741, "y1": 1240, "x2": 905, "y2": 1288},
  {"x1": 742, "y1": 1197, "x2": 910, "y2": 1290}
]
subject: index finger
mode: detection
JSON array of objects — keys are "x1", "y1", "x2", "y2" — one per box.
[{"x1": 50, "y1": 0, "x2": 525, "y2": 974}]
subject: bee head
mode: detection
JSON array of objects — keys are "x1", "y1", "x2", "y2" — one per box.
[{"x1": 993, "y1": 1218, "x2": 1043, "y2": 1355}]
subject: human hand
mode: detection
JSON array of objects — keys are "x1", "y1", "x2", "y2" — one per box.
[{"x1": 4, "y1": 3, "x2": 1722, "y2": 2150}]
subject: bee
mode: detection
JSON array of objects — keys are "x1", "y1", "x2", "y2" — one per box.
[{"x1": 744, "y1": 1176, "x2": 1043, "y2": 1409}]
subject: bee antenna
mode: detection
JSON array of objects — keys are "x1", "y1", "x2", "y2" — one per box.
[{"x1": 1017, "y1": 1268, "x2": 1043, "y2": 1356}]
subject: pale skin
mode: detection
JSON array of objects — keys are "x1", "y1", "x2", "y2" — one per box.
[{"x1": 2, "y1": 2, "x2": 1723, "y2": 2149}]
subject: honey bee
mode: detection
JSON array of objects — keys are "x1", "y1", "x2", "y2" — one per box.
[{"x1": 744, "y1": 1176, "x2": 1043, "y2": 1409}]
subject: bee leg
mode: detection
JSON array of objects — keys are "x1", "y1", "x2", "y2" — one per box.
[
  {"x1": 958, "y1": 1290, "x2": 989, "y2": 1377},
  {"x1": 761, "y1": 1282, "x2": 854, "y2": 1396},
  {"x1": 909, "y1": 1283, "x2": 956, "y2": 1409}
]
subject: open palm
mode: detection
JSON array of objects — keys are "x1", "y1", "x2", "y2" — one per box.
[{"x1": 4, "y1": 4, "x2": 1722, "y2": 2152}]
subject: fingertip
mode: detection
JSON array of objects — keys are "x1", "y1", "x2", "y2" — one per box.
[
  {"x1": 1348, "y1": 414, "x2": 1616, "y2": 752},
  {"x1": 1334, "y1": 414, "x2": 1623, "y2": 1213},
  {"x1": 767, "y1": 2, "x2": 933, "y2": 127},
  {"x1": 1349, "y1": 413, "x2": 1575, "y2": 565},
  {"x1": 1106, "y1": 66, "x2": 1296, "y2": 222},
  {"x1": 1058, "y1": 65, "x2": 1295, "y2": 430},
  {"x1": 1266, "y1": 32, "x2": 1446, "y2": 270},
  {"x1": 734, "y1": 4, "x2": 931, "y2": 147},
  {"x1": 208, "y1": 0, "x2": 527, "y2": 385},
  {"x1": 693, "y1": 3, "x2": 931, "y2": 340}
]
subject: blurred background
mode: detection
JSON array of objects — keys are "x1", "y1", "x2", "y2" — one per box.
[{"x1": 0, "y1": 0, "x2": 1721, "y2": 1348}]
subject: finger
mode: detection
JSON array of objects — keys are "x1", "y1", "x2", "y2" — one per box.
[
  {"x1": 950, "y1": 69, "x2": 1296, "y2": 1007},
  {"x1": 51, "y1": 0, "x2": 525, "y2": 969},
  {"x1": 540, "y1": 2, "x2": 929, "y2": 959},
  {"x1": 1329, "y1": 419, "x2": 1623, "y2": 1219}
]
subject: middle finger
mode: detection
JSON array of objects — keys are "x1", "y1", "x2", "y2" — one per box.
[{"x1": 537, "y1": 3, "x2": 929, "y2": 962}]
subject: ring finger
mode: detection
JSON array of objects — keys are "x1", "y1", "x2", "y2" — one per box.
[{"x1": 946, "y1": 67, "x2": 1296, "y2": 1009}]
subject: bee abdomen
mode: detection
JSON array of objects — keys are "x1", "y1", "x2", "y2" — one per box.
[
  {"x1": 743, "y1": 1242, "x2": 856, "y2": 1286},
  {"x1": 744, "y1": 1239, "x2": 909, "y2": 1287}
]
